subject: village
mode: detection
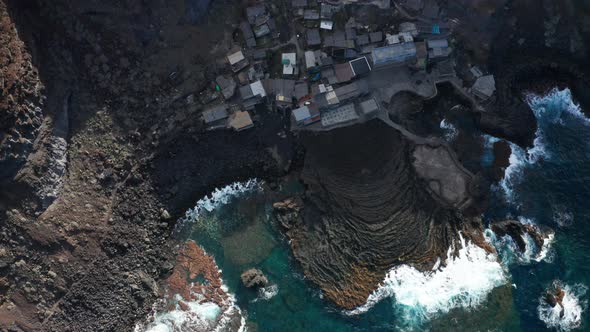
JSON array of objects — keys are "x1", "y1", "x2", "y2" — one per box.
[{"x1": 199, "y1": 0, "x2": 498, "y2": 133}]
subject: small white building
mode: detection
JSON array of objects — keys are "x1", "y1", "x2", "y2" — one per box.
[
  {"x1": 320, "y1": 20, "x2": 334, "y2": 30},
  {"x1": 227, "y1": 51, "x2": 245, "y2": 65},
  {"x1": 305, "y1": 50, "x2": 318, "y2": 69},
  {"x1": 282, "y1": 53, "x2": 297, "y2": 76}
]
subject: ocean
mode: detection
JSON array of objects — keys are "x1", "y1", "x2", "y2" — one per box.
[{"x1": 138, "y1": 88, "x2": 589, "y2": 332}]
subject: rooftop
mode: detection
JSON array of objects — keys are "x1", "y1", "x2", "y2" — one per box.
[
  {"x1": 282, "y1": 53, "x2": 297, "y2": 76},
  {"x1": 202, "y1": 104, "x2": 229, "y2": 124},
  {"x1": 307, "y1": 29, "x2": 321, "y2": 46},
  {"x1": 227, "y1": 51, "x2": 245, "y2": 65},
  {"x1": 350, "y1": 57, "x2": 372, "y2": 76},
  {"x1": 228, "y1": 111, "x2": 254, "y2": 131}
]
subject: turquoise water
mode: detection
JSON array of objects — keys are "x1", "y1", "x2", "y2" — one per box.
[{"x1": 170, "y1": 88, "x2": 589, "y2": 331}]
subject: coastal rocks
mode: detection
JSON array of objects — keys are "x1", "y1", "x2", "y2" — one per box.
[
  {"x1": 490, "y1": 219, "x2": 549, "y2": 254},
  {"x1": 286, "y1": 120, "x2": 479, "y2": 309},
  {"x1": 241, "y1": 268, "x2": 268, "y2": 288},
  {"x1": 538, "y1": 280, "x2": 585, "y2": 331},
  {"x1": 543, "y1": 282, "x2": 566, "y2": 312},
  {"x1": 273, "y1": 197, "x2": 303, "y2": 228},
  {"x1": 136, "y1": 240, "x2": 243, "y2": 332},
  {"x1": 491, "y1": 140, "x2": 512, "y2": 181}
]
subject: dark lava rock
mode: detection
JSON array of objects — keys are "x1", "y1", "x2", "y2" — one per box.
[
  {"x1": 491, "y1": 219, "x2": 548, "y2": 253},
  {"x1": 491, "y1": 140, "x2": 512, "y2": 181},
  {"x1": 285, "y1": 119, "x2": 480, "y2": 309},
  {"x1": 543, "y1": 281, "x2": 566, "y2": 318},
  {"x1": 240, "y1": 268, "x2": 268, "y2": 288}
]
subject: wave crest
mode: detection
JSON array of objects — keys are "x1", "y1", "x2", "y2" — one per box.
[{"x1": 346, "y1": 235, "x2": 507, "y2": 325}]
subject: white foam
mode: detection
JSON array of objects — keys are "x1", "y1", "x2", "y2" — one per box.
[
  {"x1": 346, "y1": 234, "x2": 507, "y2": 324},
  {"x1": 538, "y1": 282, "x2": 587, "y2": 331},
  {"x1": 485, "y1": 218, "x2": 555, "y2": 265},
  {"x1": 182, "y1": 179, "x2": 262, "y2": 222},
  {"x1": 553, "y1": 205, "x2": 575, "y2": 228},
  {"x1": 500, "y1": 88, "x2": 585, "y2": 202},
  {"x1": 440, "y1": 119, "x2": 458, "y2": 142},
  {"x1": 135, "y1": 287, "x2": 243, "y2": 332},
  {"x1": 253, "y1": 284, "x2": 279, "y2": 302}
]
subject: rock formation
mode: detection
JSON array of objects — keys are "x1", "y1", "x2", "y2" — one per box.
[
  {"x1": 283, "y1": 120, "x2": 485, "y2": 309},
  {"x1": 543, "y1": 281, "x2": 566, "y2": 318},
  {"x1": 241, "y1": 269, "x2": 268, "y2": 289},
  {"x1": 136, "y1": 240, "x2": 243, "y2": 331},
  {"x1": 491, "y1": 219, "x2": 549, "y2": 253}
]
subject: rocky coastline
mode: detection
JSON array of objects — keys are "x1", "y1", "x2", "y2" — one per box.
[{"x1": 1, "y1": 0, "x2": 590, "y2": 330}]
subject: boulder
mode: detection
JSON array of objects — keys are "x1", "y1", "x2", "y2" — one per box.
[{"x1": 240, "y1": 268, "x2": 268, "y2": 288}]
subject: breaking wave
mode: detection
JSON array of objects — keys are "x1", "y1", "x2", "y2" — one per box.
[
  {"x1": 439, "y1": 119, "x2": 458, "y2": 142},
  {"x1": 485, "y1": 217, "x2": 555, "y2": 265},
  {"x1": 500, "y1": 88, "x2": 582, "y2": 202},
  {"x1": 538, "y1": 282, "x2": 587, "y2": 332},
  {"x1": 136, "y1": 287, "x2": 245, "y2": 332},
  {"x1": 346, "y1": 234, "x2": 507, "y2": 326},
  {"x1": 182, "y1": 179, "x2": 262, "y2": 222},
  {"x1": 254, "y1": 284, "x2": 279, "y2": 302}
]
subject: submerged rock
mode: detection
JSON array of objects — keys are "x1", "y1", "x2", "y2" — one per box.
[{"x1": 240, "y1": 269, "x2": 268, "y2": 289}]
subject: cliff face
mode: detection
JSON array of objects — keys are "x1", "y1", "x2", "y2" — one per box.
[
  {"x1": 0, "y1": 2, "x2": 44, "y2": 200},
  {"x1": 283, "y1": 120, "x2": 479, "y2": 309}
]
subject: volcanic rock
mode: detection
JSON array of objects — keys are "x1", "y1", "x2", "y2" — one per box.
[
  {"x1": 240, "y1": 269, "x2": 268, "y2": 289},
  {"x1": 286, "y1": 119, "x2": 481, "y2": 309},
  {"x1": 543, "y1": 281, "x2": 566, "y2": 318},
  {"x1": 491, "y1": 219, "x2": 548, "y2": 253}
]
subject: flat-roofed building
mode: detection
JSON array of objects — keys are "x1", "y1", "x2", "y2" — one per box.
[
  {"x1": 240, "y1": 22, "x2": 256, "y2": 48},
  {"x1": 334, "y1": 63, "x2": 355, "y2": 83},
  {"x1": 227, "y1": 50, "x2": 249, "y2": 72},
  {"x1": 305, "y1": 50, "x2": 319, "y2": 69},
  {"x1": 321, "y1": 103, "x2": 359, "y2": 127},
  {"x1": 349, "y1": 56, "x2": 371, "y2": 76},
  {"x1": 371, "y1": 43, "x2": 417, "y2": 66},
  {"x1": 359, "y1": 98, "x2": 380, "y2": 116},
  {"x1": 306, "y1": 29, "x2": 322, "y2": 46},
  {"x1": 228, "y1": 111, "x2": 254, "y2": 131},
  {"x1": 202, "y1": 104, "x2": 229, "y2": 124},
  {"x1": 303, "y1": 9, "x2": 319, "y2": 20},
  {"x1": 427, "y1": 39, "x2": 451, "y2": 59},
  {"x1": 292, "y1": 105, "x2": 320, "y2": 125},
  {"x1": 215, "y1": 75, "x2": 237, "y2": 100},
  {"x1": 282, "y1": 53, "x2": 297, "y2": 76}
]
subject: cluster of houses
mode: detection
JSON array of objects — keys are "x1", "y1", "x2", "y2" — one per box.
[{"x1": 198, "y1": 0, "x2": 497, "y2": 133}]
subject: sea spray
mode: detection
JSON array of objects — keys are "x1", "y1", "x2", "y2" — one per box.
[
  {"x1": 440, "y1": 119, "x2": 458, "y2": 142},
  {"x1": 538, "y1": 282, "x2": 587, "y2": 332},
  {"x1": 182, "y1": 179, "x2": 262, "y2": 222},
  {"x1": 500, "y1": 88, "x2": 584, "y2": 202},
  {"x1": 135, "y1": 288, "x2": 244, "y2": 332},
  {"x1": 484, "y1": 218, "x2": 555, "y2": 265},
  {"x1": 346, "y1": 234, "x2": 507, "y2": 325},
  {"x1": 253, "y1": 284, "x2": 279, "y2": 302}
]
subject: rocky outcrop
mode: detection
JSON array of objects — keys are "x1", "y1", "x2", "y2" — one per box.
[
  {"x1": 543, "y1": 281, "x2": 566, "y2": 318},
  {"x1": 284, "y1": 120, "x2": 481, "y2": 309},
  {"x1": 491, "y1": 219, "x2": 549, "y2": 253},
  {"x1": 136, "y1": 240, "x2": 243, "y2": 332},
  {"x1": 0, "y1": 1, "x2": 45, "y2": 191},
  {"x1": 241, "y1": 268, "x2": 268, "y2": 289}
]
